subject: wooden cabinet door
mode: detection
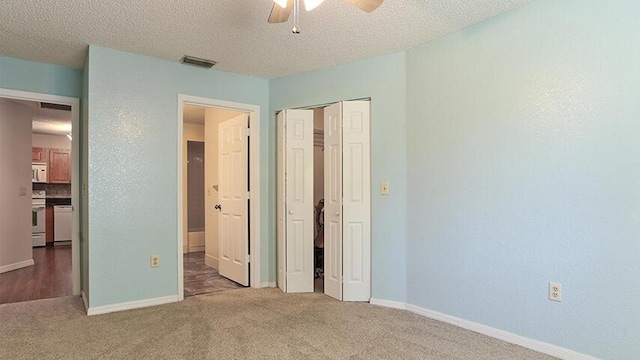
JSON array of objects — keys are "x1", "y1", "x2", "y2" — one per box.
[
  {"x1": 49, "y1": 149, "x2": 71, "y2": 183},
  {"x1": 32, "y1": 147, "x2": 48, "y2": 163}
]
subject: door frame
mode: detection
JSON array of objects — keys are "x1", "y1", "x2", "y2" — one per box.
[
  {"x1": 177, "y1": 94, "x2": 262, "y2": 301},
  {"x1": 0, "y1": 87, "x2": 81, "y2": 297}
]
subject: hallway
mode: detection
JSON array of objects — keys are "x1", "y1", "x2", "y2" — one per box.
[{"x1": 183, "y1": 251, "x2": 243, "y2": 297}]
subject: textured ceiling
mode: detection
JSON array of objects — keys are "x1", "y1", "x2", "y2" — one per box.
[{"x1": 0, "y1": 0, "x2": 530, "y2": 78}]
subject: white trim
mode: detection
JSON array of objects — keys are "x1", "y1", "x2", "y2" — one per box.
[
  {"x1": 369, "y1": 298, "x2": 407, "y2": 310},
  {"x1": 87, "y1": 295, "x2": 179, "y2": 316},
  {"x1": 259, "y1": 281, "x2": 276, "y2": 288},
  {"x1": 177, "y1": 94, "x2": 262, "y2": 302},
  {"x1": 370, "y1": 299, "x2": 598, "y2": 360},
  {"x1": 204, "y1": 254, "x2": 219, "y2": 269},
  {"x1": 0, "y1": 88, "x2": 81, "y2": 296},
  {"x1": 0, "y1": 259, "x2": 34, "y2": 274},
  {"x1": 81, "y1": 290, "x2": 89, "y2": 313}
]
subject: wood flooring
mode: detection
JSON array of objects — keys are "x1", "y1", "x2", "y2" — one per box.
[
  {"x1": 183, "y1": 251, "x2": 243, "y2": 297},
  {"x1": 0, "y1": 246, "x2": 72, "y2": 305}
]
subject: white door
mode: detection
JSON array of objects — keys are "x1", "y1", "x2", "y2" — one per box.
[
  {"x1": 218, "y1": 114, "x2": 249, "y2": 286},
  {"x1": 324, "y1": 101, "x2": 371, "y2": 301},
  {"x1": 341, "y1": 101, "x2": 371, "y2": 301},
  {"x1": 277, "y1": 110, "x2": 315, "y2": 293},
  {"x1": 324, "y1": 102, "x2": 343, "y2": 300}
]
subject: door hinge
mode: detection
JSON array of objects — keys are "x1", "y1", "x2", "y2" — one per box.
[
  {"x1": 247, "y1": 191, "x2": 250, "y2": 199},
  {"x1": 246, "y1": 254, "x2": 251, "y2": 263},
  {"x1": 246, "y1": 128, "x2": 250, "y2": 137}
]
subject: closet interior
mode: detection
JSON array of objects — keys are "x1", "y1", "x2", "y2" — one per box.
[{"x1": 312, "y1": 107, "x2": 325, "y2": 293}]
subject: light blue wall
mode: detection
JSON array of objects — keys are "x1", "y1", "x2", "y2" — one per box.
[
  {"x1": 0, "y1": 55, "x2": 82, "y2": 98},
  {"x1": 86, "y1": 46, "x2": 269, "y2": 307},
  {"x1": 405, "y1": 0, "x2": 640, "y2": 359},
  {"x1": 269, "y1": 52, "x2": 408, "y2": 302}
]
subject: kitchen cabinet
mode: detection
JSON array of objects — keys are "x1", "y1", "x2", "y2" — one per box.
[
  {"x1": 48, "y1": 149, "x2": 71, "y2": 183},
  {"x1": 32, "y1": 147, "x2": 48, "y2": 163},
  {"x1": 45, "y1": 205, "x2": 54, "y2": 244}
]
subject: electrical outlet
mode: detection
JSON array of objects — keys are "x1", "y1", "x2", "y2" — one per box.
[
  {"x1": 380, "y1": 182, "x2": 390, "y2": 195},
  {"x1": 150, "y1": 255, "x2": 160, "y2": 268},
  {"x1": 549, "y1": 282, "x2": 562, "y2": 302}
]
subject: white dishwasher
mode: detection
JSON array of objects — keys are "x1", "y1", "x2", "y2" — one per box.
[{"x1": 54, "y1": 205, "x2": 72, "y2": 243}]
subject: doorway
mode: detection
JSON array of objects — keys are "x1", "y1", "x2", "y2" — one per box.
[
  {"x1": 0, "y1": 88, "x2": 81, "y2": 304},
  {"x1": 312, "y1": 108, "x2": 325, "y2": 293},
  {"x1": 177, "y1": 95, "x2": 262, "y2": 301},
  {"x1": 182, "y1": 104, "x2": 248, "y2": 297}
]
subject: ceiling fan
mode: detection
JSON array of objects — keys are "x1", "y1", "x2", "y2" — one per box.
[{"x1": 268, "y1": 0, "x2": 383, "y2": 33}]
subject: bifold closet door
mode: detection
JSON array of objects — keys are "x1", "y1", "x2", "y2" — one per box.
[
  {"x1": 324, "y1": 103, "x2": 344, "y2": 300},
  {"x1": 324, "y1": 101, "x2": 371, "y2": 302},
  {"x1": 277, "y1": 109, "x2": 315, "y2": 293},
  {"x1": 341, "y1": 101, "x2": 371, "y2": 301}
]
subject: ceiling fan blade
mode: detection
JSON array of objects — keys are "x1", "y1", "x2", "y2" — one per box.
[
  {"x1": 268, "y1": 1, "x2": 293, "y2": 23},
  {"x1": 347, "y1": 0, "x2": 383, "y2": 13}
]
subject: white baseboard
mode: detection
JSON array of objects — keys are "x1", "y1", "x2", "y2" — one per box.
[
  {"x1": 204, "y1": 254, "x2": 218, "y2": 269},
  {"x1": 371, "y1": 299, "x2": 597, "y2": 360},
  {"x1": 87, "y1": 295, "x2": 179, "y2": 316},
  {"x1": 81, "y1": 290, "x2": 89, "y2": 313},
  {"x1": 259, "y1": 281, "x2": 276, "y2": 288},
  {"x1": 370, "y1": 298, "x2": 407, "y2": 310},
  {"x1": 0, "y1": 259, "x2": 34, "y2": 274}
]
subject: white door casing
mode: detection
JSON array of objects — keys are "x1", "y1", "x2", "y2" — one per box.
[
  {"x1": 218, "y1": 114, "x2": 249, "y2": 286},
  {"x1": 341, "y1": 101, "x2": 371, "y2": 301},
  {"x1": 276, "y1": 111, "x2": 286, "y2": 292},
  {"x1": 323, "y1": 102, "x2": 343, "y2": 300},
  {"x1": 278, "y1": 110, "x2": 315, "y2": 293}
]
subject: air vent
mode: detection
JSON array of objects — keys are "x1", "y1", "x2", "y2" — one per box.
[
  {"x1": 181, "y1": 55, "x2": 217, "y2": 69},
  {"x1": 40, "y1": 102, "x2": 71, "y2": 111}
]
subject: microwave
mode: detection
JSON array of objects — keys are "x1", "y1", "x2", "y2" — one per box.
[{"x1": 32, "y1": 163, "x2": 47, "y2": 183}]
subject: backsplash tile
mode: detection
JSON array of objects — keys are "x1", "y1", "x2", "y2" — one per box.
[{"x1": 32, "y1": 183, "x2": 71, "y2": 198}]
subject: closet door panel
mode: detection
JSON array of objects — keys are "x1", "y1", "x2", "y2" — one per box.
[
  {"x1": 284, "y1": 109, "x2": 315, "y2": 293},
  {"x1": 342, "y1": 101, "x2": 371, "y2": 302},
  {"x1": 324, "y1": 102, "x2": 343, "y2": 301}
]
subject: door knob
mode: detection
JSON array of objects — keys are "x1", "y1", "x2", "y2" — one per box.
[
  {"x1": 214, "y1": 204, "x2": 222, "y2": 211},
  {"x1": 288, "y1": 210, "x2": 294, "y2": 215},
  {"x1": 335, "y1": 212, "x2": 340, "y2": 216}
]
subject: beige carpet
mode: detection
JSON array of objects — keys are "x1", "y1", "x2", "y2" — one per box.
[{"x1": 0, "y1": 288, "x2": 555, "y2": 360}]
